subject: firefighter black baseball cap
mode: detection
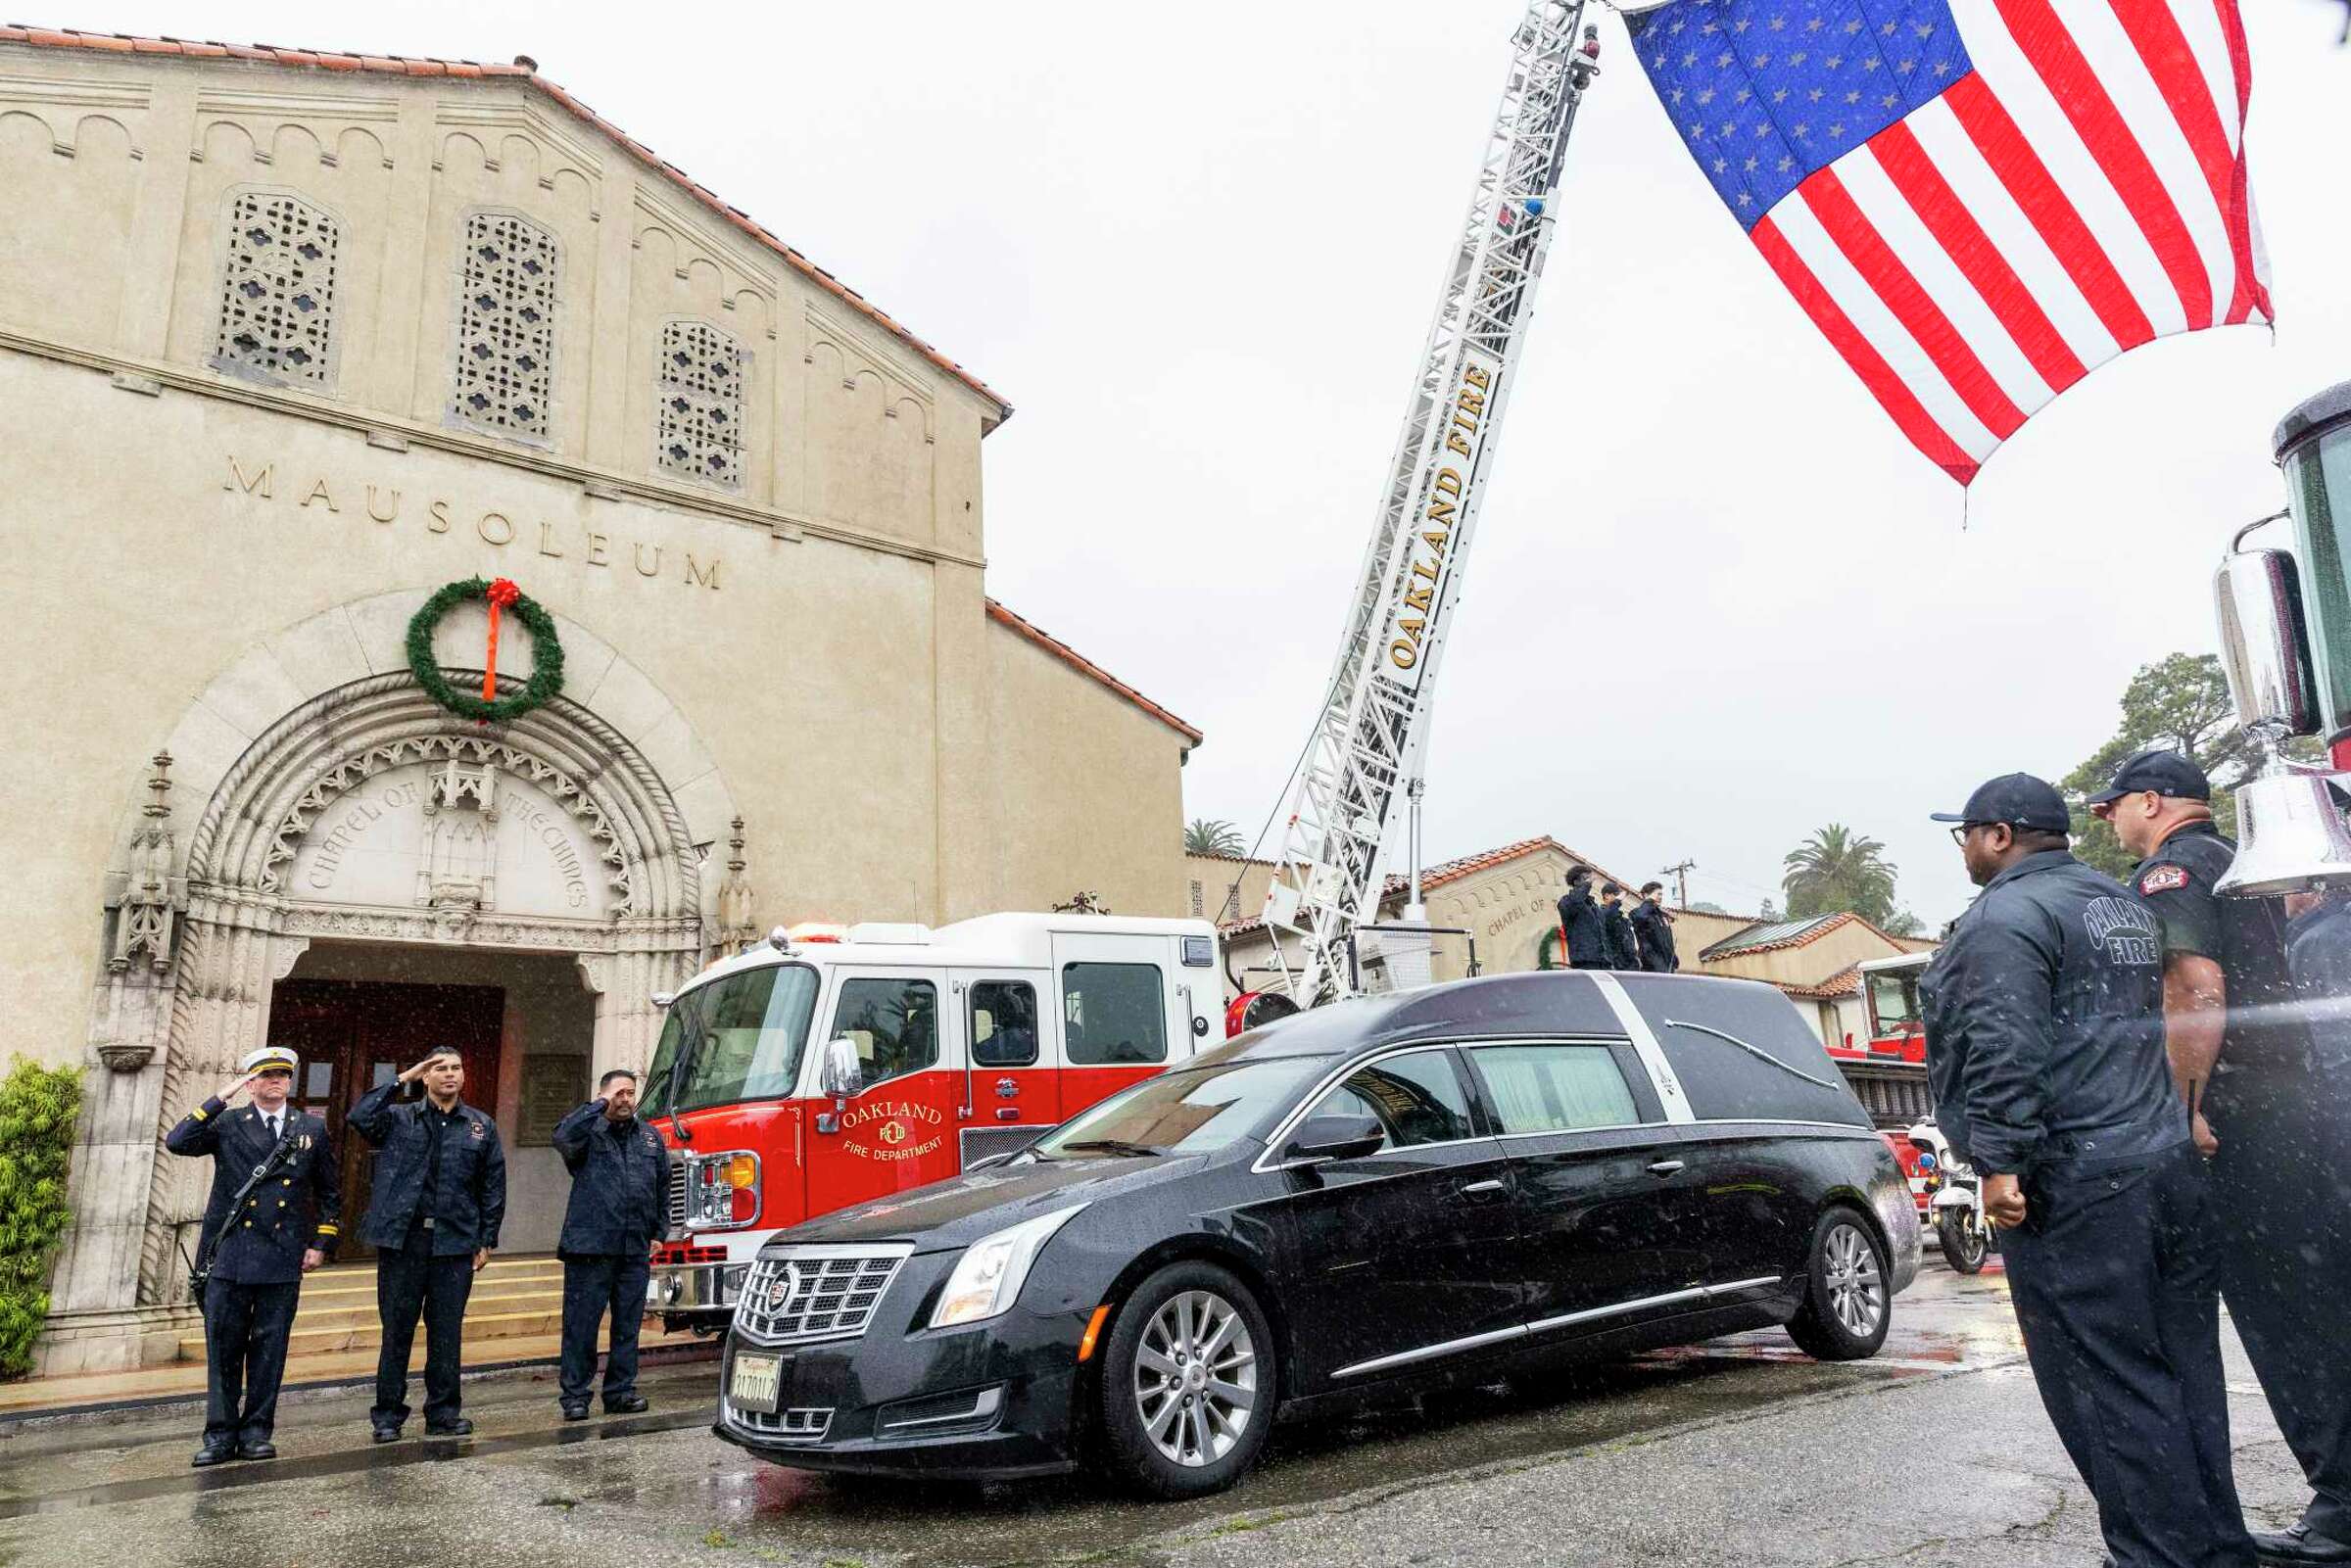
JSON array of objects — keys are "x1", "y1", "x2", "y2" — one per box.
[
  {"x1": 2085, "y1": 748, "x2": 2211, "y2": 806},
  {"x1": 1930, "y1": 773, "x2": 2072, "y2": 834}
]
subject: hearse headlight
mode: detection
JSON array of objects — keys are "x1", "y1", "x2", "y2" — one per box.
[{"x1": 929, "y1": 1205, "x2": 1086, "y2": 1329}]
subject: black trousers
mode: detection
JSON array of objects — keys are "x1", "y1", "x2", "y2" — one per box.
[
  {"x1": 372, "y1": 1231, "x2": 475, "y2": 1426},
  {"x1": 557, "y1": 1251, "x2": 651, "y2": 1406},
  {"x1": 2209, "y1": 1060, "x2": 2351, "y2": 1539},
  {"x1": 201, "y1": 1276, "x2": 300, "y2": 1445},
  {"x1": 2002, "y1": 1141, "x2": 2254, "y2": 1568}
]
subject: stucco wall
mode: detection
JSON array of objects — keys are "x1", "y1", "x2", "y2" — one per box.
[{"x1": 987, "y1": 619, "x2": 1191, "y2": 921}]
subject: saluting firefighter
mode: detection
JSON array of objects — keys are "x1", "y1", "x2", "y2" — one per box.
[
  {"x1": 164, "y1": 1044, "x2": 340, "y2": 1467},
  {"x1": 1556, "y1": 866, "x2": 1608, "y2": 970},
  {"x1": 2095, "y1": 748, "x2": 2351, "y2": 1564},
  {"x1": 552, "y1": 1069, "x2": 671, "y2": 1420},
  {"x1": 348, "y1": 1049, "x2": 506, "y2": 1443},
  {"x1": 1630, "y1": 881, "x2": 1680, "y2": 973},
  {"x1": 1920, "y1": 774, "x2": 2255, "y2": 1568}
]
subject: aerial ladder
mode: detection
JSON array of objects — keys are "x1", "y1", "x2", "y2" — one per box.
[{"x1": 1255, "y1": 0, "x2": 1603, "y2": 1011}]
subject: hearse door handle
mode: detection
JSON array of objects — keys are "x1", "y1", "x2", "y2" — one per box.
[
  {"x1": 1645, "y1": 1160, "x2": 1687, "y2": 1177},
  {"x1": 1457, "y1": 1178, "x2": 1508, "y2": 1200}
]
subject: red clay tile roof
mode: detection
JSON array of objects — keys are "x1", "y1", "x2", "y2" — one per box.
[
  {"x1": 1778, "y1": 965, "x2": 1863, "y2": 1001},
  {"x1": 1699, "y1": 909, "x2": 1919, "y2": 962},
  {"x1": 0, "y1": 26, "x2": 1012, "y2": 425},
  {"x1": 1381, "y1": 836, "x2": 1635, "y2": 899},
  {"x1": 986, "y1": 599, "x2": 1201, "y2": 746}
]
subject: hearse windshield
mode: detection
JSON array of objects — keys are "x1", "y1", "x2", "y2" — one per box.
[
  {"x1": 1030, "y1": 1056, "x2": 1331, "y2": 1158},
  {"x1": 642, "y1": 962, "x2": 822, "y2": 1117}
]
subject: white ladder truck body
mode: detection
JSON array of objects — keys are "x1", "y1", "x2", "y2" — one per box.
[{"x1": 1257, "y1": 1, "x2": 1602, "y2": 1008}]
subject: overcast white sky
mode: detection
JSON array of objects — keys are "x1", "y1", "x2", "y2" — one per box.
[{"x1": 67, "y1": 0, "x2": 2351, "y2": 926}]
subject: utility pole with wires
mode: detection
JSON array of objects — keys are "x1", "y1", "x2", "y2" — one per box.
[{"x1": 1660, "y1": 859, "x2": 1696, "y2": 909}]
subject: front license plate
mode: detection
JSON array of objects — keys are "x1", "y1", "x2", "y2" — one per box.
[{"x1": 729, "y1": 1352, "x2": 785, "y2": 1415}]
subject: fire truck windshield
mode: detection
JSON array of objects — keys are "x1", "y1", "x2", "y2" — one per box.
[
  {"x1": 641, "y1": 962, "x2": 821, "y2": 1117},
  {"x1": 1029, "y1": 1056, "x2": 1331, "y2": 1160},
  {"x1": 1866, "y1": 969, "x2": 1924, "y2": 1037}
]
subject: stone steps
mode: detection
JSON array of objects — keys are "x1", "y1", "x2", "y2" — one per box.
[{"x1": 173, "y1": 1254, "x2": 689, "y2": 1364}]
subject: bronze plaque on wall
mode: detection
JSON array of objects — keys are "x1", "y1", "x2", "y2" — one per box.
[{"x1": 518, "y1": 1054, "x2": 588, "y2": 1147}]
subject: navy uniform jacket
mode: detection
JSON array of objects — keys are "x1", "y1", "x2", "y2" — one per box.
[
  {"x1": 1918, "y1": 849, "x2": 2186, "y2": 1175},
  {"x1": 348, "y1": 1080, "x2": 506, "y2": 1255},
  {"x1": 2131, "y1": 820, "x2": 2310, "y2": 1072},
  {"x1": 552, "y1": 1101, "x2": 670, "y2": 1256},
  {"x1": 1556, "y1": 885, "x2": 1607, "y2": 966},
  {"x1": 164, "y1": 1099, "x2": 340, "y2": 1285},
  {"x1": 1629, "y1": 902, "x2": 1679, "y2": 972},
  {"x1": 1602, "y1": 904, "x2": 1641, "y2": 970}
]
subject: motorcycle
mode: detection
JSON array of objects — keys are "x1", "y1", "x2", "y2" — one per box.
[{"x1": 1909, "y1": 1121, "x2": 1995, "y2": 1275}]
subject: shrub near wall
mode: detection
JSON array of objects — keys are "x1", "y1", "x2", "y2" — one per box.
[{"x1": 0, "y1": 1060, "x2": 79, "y2": 1378}]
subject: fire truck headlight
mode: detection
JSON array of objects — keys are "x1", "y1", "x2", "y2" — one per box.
[{"x1": 930, "y1": 1205, "x2": 1087, "y2": 1329}]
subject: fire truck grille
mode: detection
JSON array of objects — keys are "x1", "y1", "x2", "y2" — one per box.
[
  {"x1": 666, "y1": 1153, "x2": 688, "y2": 1237},
  {"x1": 735, "y1": 1250, "x2": 908, "y2": 1345}
]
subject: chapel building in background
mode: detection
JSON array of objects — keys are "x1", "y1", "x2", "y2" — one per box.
[{"x1": 0, "y1": 28, "x2": 1200, "y2": 1372}]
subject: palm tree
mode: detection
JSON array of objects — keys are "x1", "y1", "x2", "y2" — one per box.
[
  {"x1": 1184, "y1": 818, "x2": 1248, "y2": 857},
  {"x1": 1782, "y1": 824, "x2": 1901, "y2": 927}
]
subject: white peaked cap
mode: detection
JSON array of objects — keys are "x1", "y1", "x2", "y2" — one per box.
[{"x1": 241, "y1": 1044, "x2": 300, "y2": 1073}]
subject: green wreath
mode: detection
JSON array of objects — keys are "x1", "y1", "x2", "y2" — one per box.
[
  {"x1": 1534, "y1": 927, "x2": 1568, "y2": 971},
  {"x1": 405, "y1": 577, "x2": 564, "y2": 723}
]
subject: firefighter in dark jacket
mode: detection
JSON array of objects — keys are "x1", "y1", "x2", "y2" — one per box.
[
  {"x1": 164, "y1": 1043, "x2": 339, "y2": 1467},
  {"x1": 1920, "y1": 774, "x2": 2252, "y2": 1568},
  {"x1": 349, "y1": 1049, "x2": 506, "y2": 1443},
  {"x1": 2093, "y1": 748, "x2": 2351, "y2": 1563},
  {"x1": 1600, "y1": 883, "x2": 1642, "y2": 970},
  {"x1": 1556, "y1": 867, "x2": 1608, "y2": 970},
  {"x1": 552, "y1": 1069, "x2": 671, "y2": 1420},
  {"x1": 1630, "y1": 881, "x2": 1680, "y2": 972}
]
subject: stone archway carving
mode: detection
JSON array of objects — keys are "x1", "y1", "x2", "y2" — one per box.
[{"x1": 53, "y1": 590, "x2": 749, "y2": 1329}]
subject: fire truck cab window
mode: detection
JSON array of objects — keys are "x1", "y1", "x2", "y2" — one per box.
[
  {"x1": 1062, "y1": 963, "x2": 1167, "y2": 1065},
  {"x1": 832, "y1": 977, "x2": 939, "y2": 1092},
  {"x1": 1307, "y1": 1050, "x2": 1474, "y2": 1151},
  {"x1": 970, "y1": 980, "x2": 1039, "y2": 1068},
  {"x1": 642, "y1": 963, "x2": 821, "y2": 1117}
]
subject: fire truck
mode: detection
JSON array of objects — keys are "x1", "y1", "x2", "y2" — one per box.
[
  {"x1": 646, "y1": 913, "x2": 1221, "y2": 1332},
  {"x1": 1847, "y1": 952, "x2": 1937, "y2": 1214}
]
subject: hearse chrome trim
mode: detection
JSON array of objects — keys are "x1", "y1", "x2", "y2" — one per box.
[
  {"x1": 879, "y1": 1386, "x2": 1004, "y2": 1433},
  {"x1": 1521, "y1": 1274, "x2": 1783, "y2": 1338},
  {"x1": 724, "y1": 1402, "x2": 834, "y2": 1444},
  {"x1": 1590, "y1": 974, "x2": 1694, "y2": 1123},
  {"x1": 1329, "y1": 1323, "x2": 1527, "y2": 1380},
  {"x1": 1331, "y1": 1274, "x2": 1787, "y2": 1381},
  {"x1": 1659, "y1": 1019, "x2": 1843, "y2": 1092}
]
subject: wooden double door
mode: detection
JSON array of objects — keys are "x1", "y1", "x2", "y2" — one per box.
[{"x1": 265, "y1": 978, "x2": 504, "y2": 1260}]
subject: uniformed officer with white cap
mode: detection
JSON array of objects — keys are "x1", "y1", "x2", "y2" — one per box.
[{"x1": 165, "y1": 1043, "x2": 341, "y2": 1467}]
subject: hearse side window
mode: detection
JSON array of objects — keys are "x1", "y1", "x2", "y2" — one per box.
[
  {"x1": 1062, "y1": 963, "x2": 1167, "y2": 1065},
  {"x1": 1307, "y1": 1050, "x2": 1475, "y2": 1151},
  {"x1": 832, "y1": 977, "x2": 939, "y2": 1092},
  {"x1": 1621, "y1": 980, "x2": 1868, "y2": 1126},
  {"x1": 970, "y1": 980, "x2": 1039, "y2": 1068},
  {"x1": 1467, "y1": 1044, "x2": 1643, "y2": 1134}
]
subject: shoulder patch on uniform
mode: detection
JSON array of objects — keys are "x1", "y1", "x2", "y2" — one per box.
[
  {"x1": 2139, "y1": 865, "x2": 2189, "y2": 895},
  {"x1": 468, "y1": 1119, "x2": 488, "y2": 1140}
]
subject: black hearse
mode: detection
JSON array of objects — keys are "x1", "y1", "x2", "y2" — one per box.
[{"x1": 712, "y1": 971, "x2": 1921, "y2": 1497}]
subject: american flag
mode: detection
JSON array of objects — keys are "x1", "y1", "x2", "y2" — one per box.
[{"x1": 1630, "y1": 0, "x2": 2270, "y2": 484}]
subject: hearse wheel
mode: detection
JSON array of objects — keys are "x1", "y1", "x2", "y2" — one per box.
[
  {"x1": 1786, "y1": 1209, "x2": 1891, "y2": 1361},
  {"x1": 1098, "y1": 1259, "x2": 1275, "y2": 1498}
]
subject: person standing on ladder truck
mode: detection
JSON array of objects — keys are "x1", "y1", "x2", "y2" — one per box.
[{"x1": 1245, "y1": 3, "x2": 1605, "y2": 1018}]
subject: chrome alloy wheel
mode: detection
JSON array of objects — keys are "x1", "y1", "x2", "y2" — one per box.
[
  {"x1": 1131, "y1": 1289, "x2": 1258, "y2": 1468},
  {"x1": 1824, "y1": 1222, "x2": 1886, "y2": 1338}
]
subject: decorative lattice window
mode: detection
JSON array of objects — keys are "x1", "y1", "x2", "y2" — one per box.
[
  {"x1": 656, "y1": 320, "x2": 746, "y2": 487},
  {"x1": 451, "y1": 212, "x2": 558, "y2": 439},
  {"x1": 213, "y1": 191, "x2": 340, "y2": 387}
]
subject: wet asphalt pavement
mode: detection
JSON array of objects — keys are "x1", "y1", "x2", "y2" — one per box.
[{"x1": 0, "y1": 1261, "x2": 2317, "y2": 1567}]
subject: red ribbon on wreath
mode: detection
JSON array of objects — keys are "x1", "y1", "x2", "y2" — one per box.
[{"x1": 481, "y1": 578, "x2": 522, "y2": 704}]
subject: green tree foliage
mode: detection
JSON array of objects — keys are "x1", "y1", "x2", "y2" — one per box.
[
  {"x1": 1183, "y1": 819, "x2": 1248, "y2": 857},
  {"x1": 2057, "y1": 652, "x2": 2303, "y2": 879},
  {"x1": 1782, "y1": 824, "x2": 1923, "y2": 936},
  {"x1": 0, "y1": 1059, "x2": 79, "y2": 1378}
]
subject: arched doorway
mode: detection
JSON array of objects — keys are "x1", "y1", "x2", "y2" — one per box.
[{"x1": 126, "y1": 672, "x2": 711, "y2": 1299}]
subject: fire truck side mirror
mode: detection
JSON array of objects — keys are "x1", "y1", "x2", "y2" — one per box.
[{"x1": 819, "y1": 1035, "x2": 861, "y2": 1103}]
